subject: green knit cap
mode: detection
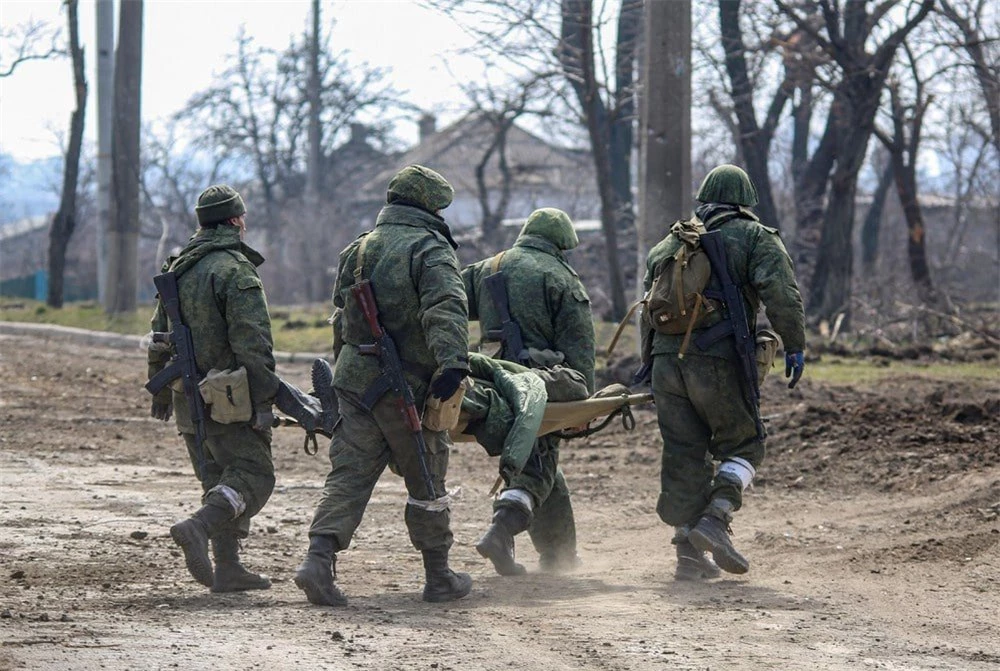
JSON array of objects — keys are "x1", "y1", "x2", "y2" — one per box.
[
  {"x1": 696, "y1": 164, "x2": 759, "y2": 206},
  {"x1": 386, "y1": 164, "x2": 454, "y2": 212},
  {"x1": 519, "y1": 207, "x2": 579, "y2": 250},
  {"x1": 195, "y1": 185, "x2": 246, "y2": 225}
]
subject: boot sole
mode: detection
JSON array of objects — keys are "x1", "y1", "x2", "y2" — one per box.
[
  {"x1": 211, "y1": 578, "x2": 272, "y2": 593},
  {"x1": 170, "y1": 524, "x2": 214, "y2": 587},
  {"x1": 475, "y1": 539, "x2": 526, "y2": 576},
  {"x1": 294, "y1": 571, "x2": 347, "y2": 607},
  {"x1": 688, "y1": 528, "x2": 749, "y2": 575}
]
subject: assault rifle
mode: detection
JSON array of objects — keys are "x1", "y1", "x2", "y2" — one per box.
[
  {"x1": 351, "y1": 279, "x2": 438, "y2": 499},
  {"x1": 484, "y1": 271, "x2": 531, "y2": 366},
  {"x1": 145, "y1": 271, "x2": 208, "y2": 474},
  {"x1": 698, "y1": 231, "x2": 765, "y2": 440}
]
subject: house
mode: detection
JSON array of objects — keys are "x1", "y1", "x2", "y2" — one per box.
[{"x1": 353, "y1": 113, "x2": 601, "y2": 232}]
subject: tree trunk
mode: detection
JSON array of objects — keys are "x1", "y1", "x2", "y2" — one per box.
[
  {"x1": 47, "y1": 0, "x2": 87, "y2": 308},
  {"x1": 861, "y1": 160, "x2": 893, "y2": 270},
  {"x1": 106, "y1": 0, "x2": 143, "y2": 315},
  {"x1": 718, "y1": 0, "x2": 785, "y2": 229},
  {"x1": 560, "y1": 0, "x2": 628, "y2": 319}
]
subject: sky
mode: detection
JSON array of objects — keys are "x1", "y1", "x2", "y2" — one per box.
[{"x1": 0, "y1": 0, "x2": 484, "y2": 162}]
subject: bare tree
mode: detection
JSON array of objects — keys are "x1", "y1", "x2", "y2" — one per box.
[
  {"x1": 875, "y1": 55, "x2": 940, "y2": 308},
  {"x1": 0, "y1": 18, "x2": 63, "y2": 78},
  {"x1": 46, "y1": 0, "x2": 87, "y2": 308},
  {"x1": 938, "y1": 0, "x2": 1000, "y2": 152},
  {"x1": 775, "y1": 0, "x2": 935, "y2": 324},
  {"x1": 860, "y1": 150, "x2": 894, "y2": 271}
]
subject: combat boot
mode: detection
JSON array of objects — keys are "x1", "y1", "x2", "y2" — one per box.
[
  {"x1": 210, "y1": 534, "x2": 271, "y2": 593},
  {"x1": 672, "y1": 526, "x2": 721, "y2": 581},
  {"x1": 687, "y1": 500, "x2": 749, "y2": 575},
  {"x1": 421, "y1": 547, "x2": 472, "y2": 603},
  {"x1": 170, "y1": 502, "x2": 232, "y2": 587},
  {"x1": 475, "y1": 504, "x2": 530, "y2": 576},
  {"x1": 294, "y1": 535, "x2": 347, "y2": 607}
]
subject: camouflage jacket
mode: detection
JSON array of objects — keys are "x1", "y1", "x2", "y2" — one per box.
[
  {"x1": 331, "y1": 203, "x2": 469, "y2": 401},
  {"x1": 148, "y1": 225, "x2": 279, "y2": 433},
  {"x1": 464, "y1": 234, "x2": 596, "y2": 393},
  {"x1": 643, "y1": 208, "x2": 806, "y2": 359}
]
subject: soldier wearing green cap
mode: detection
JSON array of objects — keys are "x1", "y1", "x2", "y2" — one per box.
[
  {"x1": 640, "y1": 164, "x2": 805, "y2": 580},
  {"x1": 295, "y1": 164, "x2": 473, "y2": 606},
  {"x1": 462, "y1": 207, "x2": 596, "y2": 576},
  {"x1": 147, "y1": 184, "x2": 280, "y2": 593}
]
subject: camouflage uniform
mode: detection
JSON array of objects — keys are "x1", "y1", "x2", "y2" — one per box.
[
  {"x1": 147, "y1": 185, "x2": 279, "y2": 592},
  {"x1": 642, "y1": 165, "x2": 805, "y2": 577},
  {"x1": 295, "y1": 165, "x2": 473, "y2": 606},
  {"x1": 463, "y1": 208, "x2": 595, "y2": 573}
]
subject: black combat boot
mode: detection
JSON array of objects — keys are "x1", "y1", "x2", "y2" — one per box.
[
  {"x1": 210, "y1": 534, "x2": 272, "y2": 593},
  {"x1": 688, "y1": 500, "x2": 749, "y2": 575},
  {"x1": 421, "y1": 547, "x2": 472, "y2": 603},
  {"x1": 170, "y1": 502, "x2": 233, "y2": 587},
  {"x1": 294, "y1": 535, "x2": 347, "y2": 607},
  {"x1": 672, "y1": 526, "x2": 721, "y2": 581},
  {"x1": 475, "y1": 504, "x2": 530, "y2": 576}
]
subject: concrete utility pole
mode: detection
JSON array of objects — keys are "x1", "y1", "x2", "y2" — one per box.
[
  {"x1": 637, "y1": 0, "x2": 691, "y2": 260},
  {"x1": 306, "y1": 0, "x2": 321, "y2": 204},
  {"x1": 95, "y1": 0, "x2": 113, "y2": 305}
]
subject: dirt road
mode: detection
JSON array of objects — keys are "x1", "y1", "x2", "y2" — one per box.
[{"x1": 1, "y1": 330, "x2": 998, "y2": 670}]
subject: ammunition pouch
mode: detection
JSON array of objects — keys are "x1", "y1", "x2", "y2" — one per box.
[
  {"x1": 423, "y1": 377, "x2": 471, "y2": 432},
  {"x1": 198, "y1": 367, "x2": 253, "y2": 424},
  {"x1": 755, "y1": 329, "x2": 781, "y2": 386}
]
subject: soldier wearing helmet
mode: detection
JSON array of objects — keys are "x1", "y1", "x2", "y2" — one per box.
[
  {"x1": 641, "y1": 164, "x2": 805, "y2": 580},
  {"x1": 294, "y1": 165, "x2": 473, "y2": 606},
  {"x1": 463, "y1": 207, "x2": 596, "y2": 576}
]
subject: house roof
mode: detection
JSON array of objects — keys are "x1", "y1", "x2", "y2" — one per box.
[{"x1": 361, "y1": 113, "x2": 592, "y2": 199}]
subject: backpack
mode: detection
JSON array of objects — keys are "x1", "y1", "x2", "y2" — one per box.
[
  {"x1": 606, "y1": 214, "x2": 728, "y2": 359},
  {"x1": 643, "y1": 219, "x2": 716, "y2": 337}
]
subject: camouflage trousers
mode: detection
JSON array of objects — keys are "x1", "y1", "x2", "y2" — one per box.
[
  {"x1": 501, "y1": 435, "x2": 577, "y2": 560},
  {"x1": 651, "y1": 353, "x2": 765, "y2": 528},
  {"x1": 182, "y1": 423, "x2": 275, "y2": 538},
  {"x1": 308, "y1": 388, "x2": 454, "y2": 552}
]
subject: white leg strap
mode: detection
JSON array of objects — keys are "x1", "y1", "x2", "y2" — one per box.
[
  {"x1": 407, "y1": 493, "x2": 451, "y2": 513},
  {"x1": 207, "y1": 484, "x2": 246, "y2": 517},
  {"x1": 498, "y1": 488, "x2": 533, "y2": 513},
  {"x1": 718, "y1": 457, "x2": 756, "y2": 491}
]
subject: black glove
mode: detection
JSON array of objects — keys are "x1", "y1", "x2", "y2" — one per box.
[
  {"x1": 150, "y1": 400, "x2": 172, "y2": 422},
  {"x1": 785, "y1": 351, "x2": 804, "y2": 389},
  {"x1": 252, "y1": 404, "x2": 275, "y2": 433},
  {"x1": 429, "y1": 368, "x2": 467, "y2": 400}
]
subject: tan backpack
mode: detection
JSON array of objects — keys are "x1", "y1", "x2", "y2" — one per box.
[{"x1": 608, "y1": 217, "x2": 722, "y2": 358}]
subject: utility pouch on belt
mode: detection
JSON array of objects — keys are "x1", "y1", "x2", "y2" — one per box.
[
  {"x1": 198, "y1": 367, "x2": 253, "y2": 424},
  {"x1": 755, "y1": 329, "x2": 781, "y2": 386},
  {"x1": 422, "y1": 377, "x2": 471, "y2": 432}
]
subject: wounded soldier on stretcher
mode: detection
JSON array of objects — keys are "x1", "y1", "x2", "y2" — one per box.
[{"x1": 276, "y1": 352, "x2": 650, "y2": 479}]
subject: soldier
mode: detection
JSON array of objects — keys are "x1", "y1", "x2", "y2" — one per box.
[
  {"x1": 463, "y1": 208, "x2": 596, "y2": 575},
  {"x1": 641, "y1": 164, "x2": 805, "y2": 579},
  {"x1": 294, "y1": 165, "x2": 472, "y2": 606},
  {"x1": 147, "y1": 185, "x2": 278, "y2": 592}
]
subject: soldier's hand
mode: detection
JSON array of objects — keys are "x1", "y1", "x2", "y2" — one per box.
[
  {"x1": 785, "y1": 351, "x2": 804, "y2": 389},
  {"x1": 150, "y1": 400, "x2": 172, "y2": 422},
  {"x1": 429, "y1": 368, "x2": 468, "y2": 400},
  {"x1": 252, "y1": 404, "x2": 275, "y2": 433}
]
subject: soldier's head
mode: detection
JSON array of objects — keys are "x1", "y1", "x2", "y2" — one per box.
[
  {"x1": 518, "y1": 207, "x2": 579, "y2": 250},
  {"x1": 196, "y1": 185, "x2": 247, "y2": 235},
  {"x1": 696, "y1": 164, "x2": 759, "y2": 207},
  {"x1": 386, "y1": 164, "x2": 454, "y2": 214}
]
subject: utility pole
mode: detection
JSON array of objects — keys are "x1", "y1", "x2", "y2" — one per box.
[
  {"x1": 95, "y1": 0, "x2": 113, "y2": 305},
  {"x1": 637, "y1": 0, "x2": 691, "y2": 259},
  {"x1": 306, "y1": 0, "x2": 321, "y2": 204}
]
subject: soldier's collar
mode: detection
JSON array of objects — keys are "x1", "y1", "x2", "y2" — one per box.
[
  {"x1": 513, "y1": 234, "x2": 563, "y2": 259},
  {"x1": 376, "y1": 203, "x2": 459, "y2": 249}
]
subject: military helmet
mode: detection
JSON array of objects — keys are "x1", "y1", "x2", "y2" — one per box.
[
  {"x1": 195, "y1": 184, "x2": 246, "y2": 225},
  {"x1": 695, "y1": 164, "x2": 759, "y2": 207},
  {"x1": 518, "y1": 207, "x2": 579, "y2": 250},
  {"x1": 386, "y1": 164, "x2": 454, "y2": 213}
]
